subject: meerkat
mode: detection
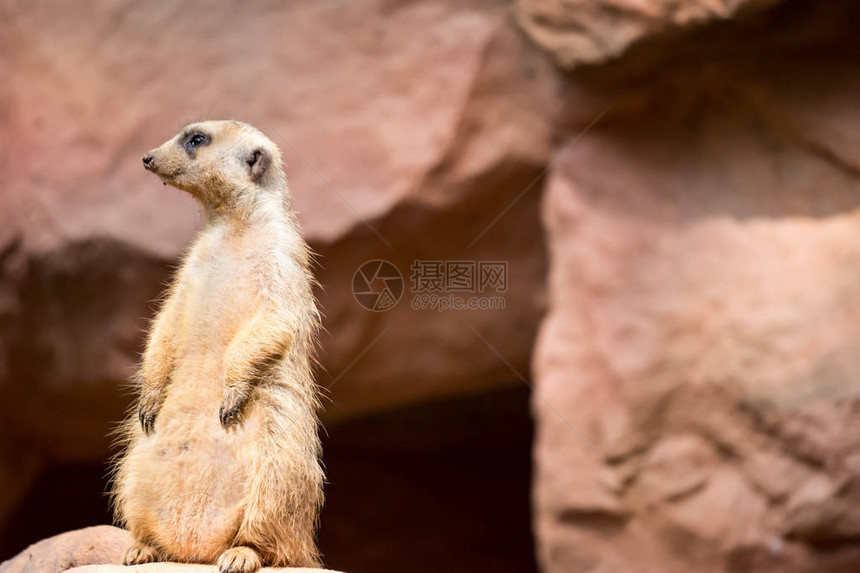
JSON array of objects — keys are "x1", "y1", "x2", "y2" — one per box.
[{"x1": 112, "y1": 120, "x2": 324, "y2": 573}]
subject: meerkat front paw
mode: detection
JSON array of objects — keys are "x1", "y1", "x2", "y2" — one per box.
[
  {"x1": 217, "y1": 546, "x2": 262, "y2": 573},
  {"x1": 122, "y1": 541, "x2": 161, "y2": 565},
  {"x1": 138, "y1": 387, "x2": 163, "y2": 435},
  {"x1": 219, "y1": 386, "x2": 248, "y2": 428}
]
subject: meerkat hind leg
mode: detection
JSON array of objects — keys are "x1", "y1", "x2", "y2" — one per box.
[
  {"x1": 122, "y1": 541, "x2": 160, "y2": 565},
  {"x1": 217, "y1": 545, "x2": 263, "y2": 573}
]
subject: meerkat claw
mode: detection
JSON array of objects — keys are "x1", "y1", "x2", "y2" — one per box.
[
  {"x1": 219, "y1": 386, "x2": 247, "y2": 429},
  {"x1": 122, "y1": 542, "x2": 160, "y2": 565},
  {"x1": 219, "y1": 404, "x2": 240, "y2": 428},
  {"x1": 139, "y1": 405, "x2": 156, "y2": 435},
  {"x1": 217, "y1": 546, "x2": 262, "y2": 573}
]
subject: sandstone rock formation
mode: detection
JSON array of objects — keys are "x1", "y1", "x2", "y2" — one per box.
[
  {"x1": 515, "y1": 0, "x2": 784, "y2": 68},
  {"x1": 532, "y1": 2, "x2": 860, "y2": 571},
  {"x1": 69, "y1": 567, "x2": 337, "y2": 573},
  {"x1": 0, "y1": 525, "x2": 340, "y2": 573},
  {"x1": 0, "y1": 526, "x2": 130, "y2": 573}
]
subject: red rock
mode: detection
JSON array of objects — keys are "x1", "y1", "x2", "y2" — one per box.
[
  {"x1": 70, "y1": 568, "x2": 335, "y2": 573},
  {"x1": 515, "y1": 0, "x2": 784, "y2": 68},
  {"x1": 533, "y1": 41, "x2": 860, "y2": 571},
  {"x1": 0, "y1": 525, "x2": 341, "y2": 573},
  {"x1": 0, "y1": 526, "x2": 130, "y2": 573}
]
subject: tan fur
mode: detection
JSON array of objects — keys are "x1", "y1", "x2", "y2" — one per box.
[{"x1": 112, "y1": 120, "x2": 323, "y2": 573}]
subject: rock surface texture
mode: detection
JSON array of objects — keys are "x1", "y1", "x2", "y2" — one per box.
[
  {"x1": 532, "y1": 1, "x2": 860, "y2": 572},
  {"x1": 0, "y1": 526, "x2": 130, "y2": 573},
  {"x1": 514, "y1": 0, "x2": 785, "y2": 68},
  {"x1": 69, "y1": 563, "x2": 338, "y2": 573},
  {"x1": 0, "y1": 525, "x2": 339, "y2": 573}
]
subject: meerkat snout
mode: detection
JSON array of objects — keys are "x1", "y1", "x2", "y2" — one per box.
[{"x1": 142, "y1": 154, "x2": 154, "y2": 168}]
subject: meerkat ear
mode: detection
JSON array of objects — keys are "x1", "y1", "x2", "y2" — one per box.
[{"x1": 246, "y1": 148, "x2": 271, "y2": 182}]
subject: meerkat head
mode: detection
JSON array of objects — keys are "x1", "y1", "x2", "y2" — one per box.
[{"x1": 142, "y1": 120, "x2": 284, "y2": 208}]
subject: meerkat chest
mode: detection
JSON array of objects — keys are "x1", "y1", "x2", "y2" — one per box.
[{"x1": 176, "y1": 234, "x2": 266, "y2": 351}]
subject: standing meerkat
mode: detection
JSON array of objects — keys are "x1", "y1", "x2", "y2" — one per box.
[{"x1": 112, "y1": 120, "x2": 324, "y2": 573}]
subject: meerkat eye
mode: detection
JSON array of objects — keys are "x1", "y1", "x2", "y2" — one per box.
[{"x1": 183, "y1": 132, "x2": 211, "y2": 154}]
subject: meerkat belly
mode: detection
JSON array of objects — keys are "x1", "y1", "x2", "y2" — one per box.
[
  {"x1": 133, "y1": 377, "x2": 264, "y2": 561},
  {"x1": 134, "y1": 255, "x2": 265, "y2": 560}
]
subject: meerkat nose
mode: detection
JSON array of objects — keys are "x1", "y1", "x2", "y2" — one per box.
[{"x1": 142, "y1": 154, "x2": 154, "y2": 168}]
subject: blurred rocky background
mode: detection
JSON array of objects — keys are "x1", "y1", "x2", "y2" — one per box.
[{"x1": 2, "y1": 0, "x2": 860, "y2": 572}]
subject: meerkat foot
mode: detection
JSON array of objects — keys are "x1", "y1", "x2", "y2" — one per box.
[
  {"x1": 217, "y1": 546, "x2": 262, "y2": 573},
  {"x1": 122, "y1": 541, "x2": 160, "y2": 565},
  {"x1": 219, "y1": 386, "x2": 248, "y2": 429}
]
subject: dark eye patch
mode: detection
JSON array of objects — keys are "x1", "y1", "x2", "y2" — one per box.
[{"x1": 182, "y1": 131, "x2": 211, "y2": 156}]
